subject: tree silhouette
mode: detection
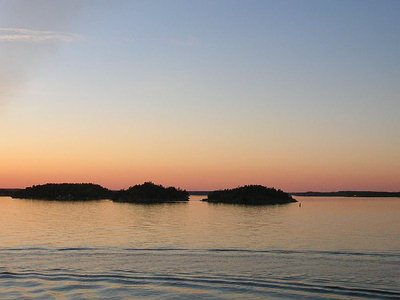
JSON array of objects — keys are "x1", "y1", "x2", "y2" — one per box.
[{"x1": 204, "y1": 185, "x2": 296, "y2": 205}]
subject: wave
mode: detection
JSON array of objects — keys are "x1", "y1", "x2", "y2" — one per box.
[
  {"x1": 0, "y1": 247, "x2": 399, "y2": 257},
  {"x1": 0, "y1": 269, "x2": 399, "y2": 299},
  {"x1": 1, "y1": 247, "x2": 398, "y2": 298}
]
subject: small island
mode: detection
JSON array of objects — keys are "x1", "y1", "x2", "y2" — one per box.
[
  {"x1": 12, "y1": 183, "x2": 112, "y2": 200},
  {"x1": 203, "y1": 185, "x2": 297, "y2": 205},
  {"x1": 11, "y1": 182, "x2": 189, "y2": 203},
  {"x1": 113, "y1": 182, "x2": 189, "y2": 203}
]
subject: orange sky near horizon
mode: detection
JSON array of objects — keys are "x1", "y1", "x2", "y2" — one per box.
[
  {"x1": 1, "y1": 120, "x2": 399, "y2": 191},
  {"x1": 1, "y1": 89, "x2": 399, "y2": 191}
]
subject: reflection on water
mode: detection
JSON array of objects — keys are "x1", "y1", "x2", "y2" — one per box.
[{"x1": 0, "y1": 196, "x2": 399, "y2": 299}]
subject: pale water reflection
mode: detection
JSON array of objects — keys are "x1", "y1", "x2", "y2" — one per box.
[{"x1": 0, "y1": 196, "x2": 399, "y2": 299}]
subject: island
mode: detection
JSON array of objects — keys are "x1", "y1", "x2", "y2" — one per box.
[
  {"x1": 203, "y1": 185, "x2": 297, "y2": 205},
  {"x1": 12, "y1": 183, "x2": 112, "y2": 200},
  {"x1": 10, "y1": 182, "x2": 189, "y2": 203},
  {"x1": 113, "y1": 182, "x2": 189, "y2": 203}
]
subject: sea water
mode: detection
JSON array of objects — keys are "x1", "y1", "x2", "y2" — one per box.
[{"x1": 0, "y1": 196, "x2": 399, "y2": 299}]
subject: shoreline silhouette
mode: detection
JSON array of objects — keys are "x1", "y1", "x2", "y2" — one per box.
[
  {"x1": 1, "y1": 185, "x2": 399, "y2": 202},
  {"x1": 291, "y1": 191, "x2": 400, "y2": 197},
  {"x1": 203, "y1": 185, "x2": 297, "y2": 205},
  {"x1": 1, "y1": 182, "x2": 300, "y2": 205}
]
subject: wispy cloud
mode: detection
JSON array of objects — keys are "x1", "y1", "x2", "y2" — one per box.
[
  {"x1": 0, "y1": 28, "x2": 82, "y2": 105},
  {"x1": 0, "y1": 27, "x2": 82, "y2": 43}
]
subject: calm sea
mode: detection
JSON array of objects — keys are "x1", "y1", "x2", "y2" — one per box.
[{"x1": 0, "y1": 196, "x2": 399, "y2": 299}]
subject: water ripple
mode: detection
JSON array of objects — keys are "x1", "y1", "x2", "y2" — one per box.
[
  {"x1": 1, "y1": 247, "x2": 399, "y2": 257},
  {"x1": 0, "y1": 269, "x2": 399, "y2": 299}
]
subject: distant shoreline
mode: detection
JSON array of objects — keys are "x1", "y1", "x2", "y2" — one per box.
[
  {"x1": 291, "y1": 191, "x2": 400, "y2": 197},
  {"x1": 190, "y1": 191, "x2": 400, "y2": 197},
  {"x1": 1, "y1": 189, "x2": 400, "y2": 198},
  {"x1": 191, "y1": 191, "x2": 400, "y2": 197}
]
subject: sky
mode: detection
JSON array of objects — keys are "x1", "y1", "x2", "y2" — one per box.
[{"x1": 0, "y1": 0, "x2": 399, "y2": 191}]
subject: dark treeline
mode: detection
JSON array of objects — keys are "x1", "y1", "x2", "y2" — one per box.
[
  {"x1": 203, "y1": 185, "x2": 297, "y2": 205},
  {"x1": 114, "y1": 182, "x2": 189, "y2": 203},
  {"x1": 13, "y1": 183, "x2": 111, "y2": 201},
  {"x1": 5, "y1": 184, "x2": 400, "y2": 203},
  {"x1": 0, "y1": 189, "x2": 22, "y2": 197},
  {"x1": 9, "y1": 183, "x2": 296, "y2": 205},
  {"x1": 11, "y1": 182, "x2": 189, "y2": 203},
  {"x1": 291, "y1": 191, "x2": 400, "y2": 197}
]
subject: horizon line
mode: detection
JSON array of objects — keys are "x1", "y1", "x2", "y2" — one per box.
[{"x1": 0, "y1": 183, "x2": 399, "y2": 194}]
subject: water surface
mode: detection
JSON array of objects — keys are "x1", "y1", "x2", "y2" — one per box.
[{"x1": 0, "y1": 196, "x2": 399, "y2": 299}]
